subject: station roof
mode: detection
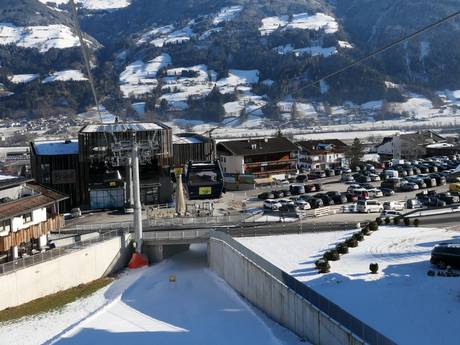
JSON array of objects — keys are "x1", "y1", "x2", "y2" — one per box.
[
  {"x1": 80, "y1": 122, "x2": 170, "y2": 133},
  {"x1": 32, "y1": 140, "x2": 79, "y2": 156}
]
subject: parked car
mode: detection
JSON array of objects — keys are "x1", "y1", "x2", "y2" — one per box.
[
  {"x1": 344, "y1": 192, "x2": 359, "y2": 202},
  {"x1": 334, "y1": 168, "x2": 343, "y2": 175},
  {"x1": 354, "y1": 174, "x2": 372, "y2": 183},
  {"x1": 281, "y1": 189, "x2": 291, "y2": 197},
  {"x1": 324, "y1": 169, "x2": 335, "y2": 177},
  {"x1": 341, "y1": 168, "x2": 352, "y2": 174},
  {"x1": 314, "y1": 193, "x2": 335, "y2": 206},
  {"x1": 309, "y1": 171, "x2": 326, "y2": 179},
  {"x1": 264, "y1": 199, "x2": 282, "y2": 210},
  {"x1": 342, "y1": 175, "x2": 355, "y2": 184},
  {"x1": 303, "y1": 196, "x2": 324, "y2": 208},
  {"x1": 380, "y1": 188, "x2": 395, "y2": 197},
  {"x1": 347, "y1": 184, "x2": 362, "y2": 193},
  {"x1": 272, "y1": 190, "x2": 285, "y2": 199},
  {"x1": 422, "y1": 176, "x2": 437, "y2": 188},
  {"x1": 258, "y1": 192, "x2": 274, "y2": 200},
  {"x1": 419, "y1": 196, "x2": 447, "y2": 208},
  {"x1": 450, "y1": 183, "x2": 460, "y2": 192},
  {"x1": 290, "y1": 184, "x2": 305, "y2": 195},
  {"x1": 314, "y1": 183, "x2": 323, "y2": 192},
  {"x1": 356, "y1": 200, "x2": 383, "y2": 213},
  {"x1": 430, "y1": 174, "x2": 447, "y2": 186},
  {"x1": 296, "y1": 174, "x2": 308, "y2": 183},
  {"x1": 381, "y1": 178, "x2": 401, "y2": 190},
  {"x1": 437, "y1": 192, "x2": 460, "y2": 205},
  {"x1": 400, "y1": 182, "x2": 419, "y2": 192},
  {"x1": 381, "y1": 210, "x2": 403, "y2": 219},
  {"x1": 360, "y1": 183, "x2": 374, "y2": 190},
  {"x1": 369, "y1": 174, "x2": 381, "y2": 182},
  {"x1": 351, "y1": 188, "x2": 369, "y2": 200},
  {"x1": 304, "y1": 184, "x2": 316, "y2": 193},
  {"x1": 291, "y1": 198, "x2": 311, "y2": 210},
  {"x1": 278, "y1": 198, "x2": 295, "y2": 206},
  {"x1": 326, "y1": 191, "x2": 348, "y2": 204},
  {"x1": 431, "y1": 243, "x2": 460, "y2": 268},
  {"x1": 406, "y1": 177, "x2": 427, "y2": 189},
  {"x1": 368, "y1": 188, "x2": 384, "y2": 198},
  {"x1": 406, "y1": 198, "x2": 423, "y2": 209},
  {"x1": 383, "y1": 201, "x2": 405, "y2": 211}
]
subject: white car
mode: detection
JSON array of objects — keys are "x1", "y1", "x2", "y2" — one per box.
[
  {"x1": 356, "y1": 200, "x2": 383, "y2": 213},
  {"x1": 278, "y1": 198, "x2": 295, "y2": 206},
  {"x1": 263, "y1": 200, "x2": 282, "y2": 210},
  {"x1": 368, "y1": 188, "x2": 384, "y2": 198},
  {"x1": 293, "y1": 198, "x2": 311, "y2": 210},
  {"x1": 383, "y1": 201, "x2": 405, "y2": 211},
  {"x1": 369, "y1": 174, "x2": 381, "y2": 182}
]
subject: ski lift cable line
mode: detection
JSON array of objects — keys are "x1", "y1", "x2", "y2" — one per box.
[
  {"x1": 202, "y1": 9, "x2": 460, "y2": 136},
  {"x1": 69, "y1": 0, "x2": 110, "y2": 145}
]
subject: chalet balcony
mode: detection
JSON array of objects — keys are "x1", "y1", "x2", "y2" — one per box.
[
  {"x1": 244, "y1": 158, "x2": 297, "y2": 168},
  {"x1": 0, "y1": 215, "x2": 64, "y2": 252}
]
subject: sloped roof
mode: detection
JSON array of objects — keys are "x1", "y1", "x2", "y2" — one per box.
[
  {"x1": 217, "y1": 137, "x2": 298, "y2": 156},
  {"x1": 0, "y1": 183, "x2": 68, "y2": 222},
  {"x1": 297, "y1": 139, "x2": 348, "y2": 154}
]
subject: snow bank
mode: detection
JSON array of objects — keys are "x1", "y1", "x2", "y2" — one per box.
[
  {"x1": 8, "y1": 74, "x2": 39, "y2": 84},
  {"x1": 238, "y1": 227, "x2": 460, "y2": 345},
  {"x1": 0, "y1": 23, "x2": 83, "y2": 53},
  {"x1": 42, "y1": 70, "x2": 87, "y2": 83}
]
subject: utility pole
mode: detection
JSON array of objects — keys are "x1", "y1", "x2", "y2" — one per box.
[{"x1": 131, "y1": 131, "x2": 143, "y2": 253}]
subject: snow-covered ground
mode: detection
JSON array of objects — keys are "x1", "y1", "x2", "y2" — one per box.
[
  {"x1": 0, "y1": 23, "x2": 85, "y2": 53},
  {"x1": 238, "y1": 227, "x2": 460, "y2": 345},
  {"x1": 212, "y1": 6, "x2": 243, "y2": 25},
  {"x1": 43, "y1": 70, "x2": 87, "y2": 83},
  {"x1": 38, "y1": 0, "x2": 131, "y2": 10},
  {"x1": 259, "y1": 12, "x2": 338, "y2": 36},
  {"x1": 0, "y1": 244, "x2": 304, "y2": 345},
  {"x1": 274, "y1": 44, "x2": 337, "y2": 57},
  {"x1": 8, "y1": 74, "x2": 39, "y2": 84}
]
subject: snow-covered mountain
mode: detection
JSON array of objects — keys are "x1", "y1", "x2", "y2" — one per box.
[{"x1": 1, "y1": 0, "x2": 460, "y2": 124}]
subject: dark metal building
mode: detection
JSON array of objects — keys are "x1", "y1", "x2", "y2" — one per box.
[
  {"x1": 173, "y1": 133, "x2": 213, "y2": 167},
  {"x1": 30, "y1": 140, "x2": 80, "y2": 211},
  {"x1": 78, "y1": 122, "x2": 173, "y2": 208}
]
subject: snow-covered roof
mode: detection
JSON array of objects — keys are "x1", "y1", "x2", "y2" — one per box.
[
  {"x1": 81, "y1": 122, "x2": 169, "y2": 133},
  {"x1": 33, "y1": 140, "x2": 79, "y2": 156}
]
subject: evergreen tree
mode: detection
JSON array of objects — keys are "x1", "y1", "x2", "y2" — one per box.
[{"x1": 346, "y1": 138, "x2": 365, "y2": 169}]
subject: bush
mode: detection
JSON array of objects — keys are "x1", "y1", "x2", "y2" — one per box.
[
  {"x1": 336, "y1": 243, "x2": 349, "y2": 254},
  {"x1": 315, "y1": 259, "x2": 330, "y2": 273},
  {"x1": 361, "y1": 227, "x2": 371, "y2": 236},
  {"x1": 384, "y1": 217, "x2": 391, "y2": 225},
  {"x1": 323, "y1": 249, "x2": 340, "y2": 261},
  {"x1": 346, "y1": 238, "x2": 358, "y2": 248},
  {"x1": 376, "y1": 217, "x2": 383, "y2": 225},
  {"x1": 404, "y1": 217, "x2": 411, "y2": 226},
  {"x1": 393, "y1": 216, "x2": 401, "y2": 225},
  {"x1": 369, "y1": 263, "x2": 379, "y2": 274},
  {"x1": 413, "y1": 219, "x2": 420, "y2": 227},
  {"x1": 369, "y1": 221, "x2": 379, "y2": 231},
  {"x1": 353, "y1": 232, "x2": 364, "y2": 241}
]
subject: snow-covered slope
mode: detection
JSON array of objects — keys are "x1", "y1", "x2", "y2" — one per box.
[
  {"x1": 0, "y1": 23, "x2": 84, "y2": 53},
  {"x1": 37, "y1": 0, "x2": 131, "y2": 10},
  {"x1": 259, "y1": 12, "x2": 338, "y2": 36},
  {"x1": 43, "y1": 70, "x2": 88, "y2": 83},
  {"x1": 8, "y1": 74, "x2": 39, "y2": 84},
  {"x1": 0, "y1": 244, "x2": 304, "y2": 345}
]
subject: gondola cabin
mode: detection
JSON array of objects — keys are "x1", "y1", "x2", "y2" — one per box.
[{"x1": 185, "y1": 160, "x2": 224, "y2": 200}]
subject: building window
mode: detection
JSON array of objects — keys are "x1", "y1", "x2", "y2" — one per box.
[
  {"x1": 23, "y1": 212, "x2": 32, "y2": 223},
  {"x1": 0, "y1": 220, "x2": 11, "y2": 232},
  {"x1": 40, "y1": 164, "x2": 51, "y2": 184}
]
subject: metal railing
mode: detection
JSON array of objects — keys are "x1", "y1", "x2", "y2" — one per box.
[
  {"x1": 0, "y1": 229, "x2": 126, "y2": 276},
  {"x1": 211, "y1": 231, "x2": 397, "y2": 345},
  {"x1": 143, "y1": 229, "x2": 210, "y2": 242},
  {"x1": 147, "y1": 214, "x2": 245, "y2": 227}
]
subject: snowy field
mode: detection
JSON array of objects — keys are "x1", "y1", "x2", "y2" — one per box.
[
  {"x1": 259, "y1": 12, "x2": 338, "y2": 36},
  {"x1": 0, "y1": 24, "x2": 84, "y2": 53},
  {"x1": 38, "y1": 0, "x2": 131, "y2": 10},
  {"x1": 238, "y1": 227, "x2": 460, "y2": 345},
  {"x1": 0, "y1": 244, "x2": 303, "y2": 345},
  {"x1": 43, "y1": 70, "x2": 87, "y2": 83}
]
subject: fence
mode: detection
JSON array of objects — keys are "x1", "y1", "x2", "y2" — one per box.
[
  {"x1": 313, "y1": 206, "x2": 334, "y2": 217},
  {"x1": 210, "y1": 231, "x2": 396, "y2": 345},
  {"x1": 143, "y1": 229, "x2": 210, "y2": 243},
  {"x1": 0, "y1": 229, "x2": 126, "y2": 276}
]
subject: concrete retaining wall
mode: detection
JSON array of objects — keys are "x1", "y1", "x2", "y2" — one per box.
[
  {"x1": 209, "y1": 237, "x2": 365, "y2": 345},
  {"x1": 0, "y1": 234, "x2": 132, "y2": 311}
]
